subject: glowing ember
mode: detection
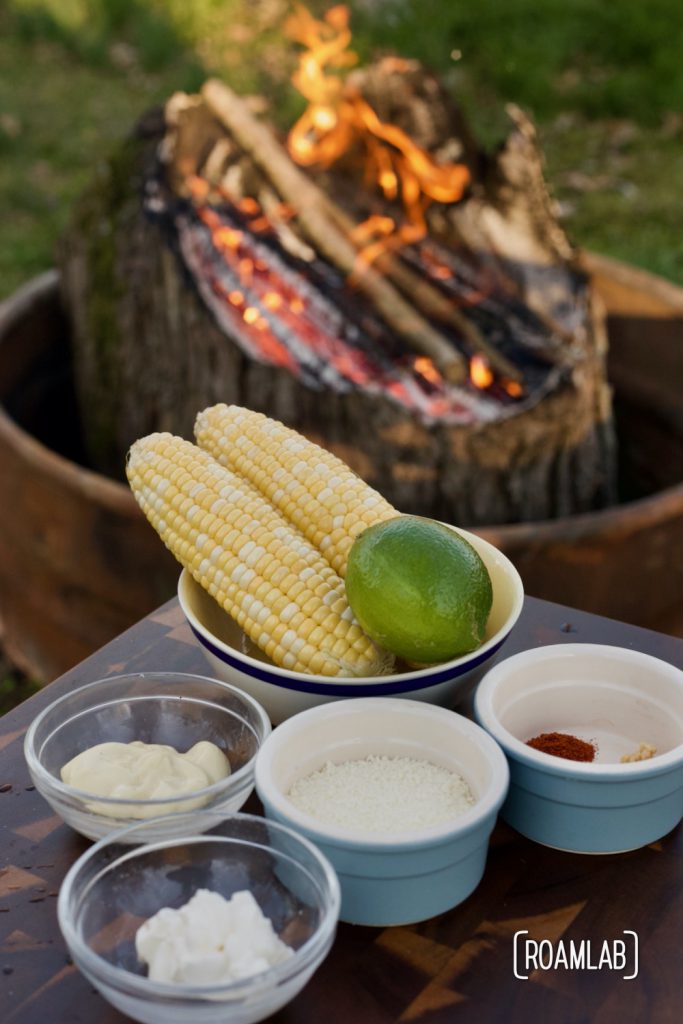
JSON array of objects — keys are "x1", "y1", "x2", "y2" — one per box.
[
  {"x1": 165, "y1": 172, "x2": 497, "y2": 421},
  {"x1": 263, "y1": 292, "x2": 283, "y2": 310},
  {"x1": 155, "y1": 168, "x2": 547, "y2": 422},
  {"x1": 186, "y1": 174, "x2": 210, "y2": 201},
  {"x1": 248, "y1": 216, "x2": 270, "y2": 232},
  {"x1": 470, "y1": 355, "x2": 494, "y2": 390},
  {"x1": 214, "y1": 227, "x2": 243, "y2": 249},
  {"x1": 285, "y1": 4, "x2": 469, "y2": 267},
  {"x1": 238, "y1": 196, "x2": 260, "y2": 215},
  {"x1": 414, "y1": 357, "x2": 443, "y2": 386}
]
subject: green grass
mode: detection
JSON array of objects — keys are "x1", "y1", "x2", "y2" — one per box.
[
  {"x1": 541, "y1": 117, "x2": 683, "y2": 283},
  {"x1": 0, "y1": 0, "x2": 681, "y2": 298},
  {"x1": 0, "y1": 2, "x2": 207, "y2": 296},
  {"x1": 353, "y1": 0, "x2": 683, "y2": 128}
]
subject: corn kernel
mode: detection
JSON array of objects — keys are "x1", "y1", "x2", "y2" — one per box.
[{"x1": 195, "y1": 405, "x2": 398, "y2": 576}]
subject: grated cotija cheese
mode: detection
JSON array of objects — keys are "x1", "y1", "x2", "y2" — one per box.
[
  {"x1": 286, "y1": 754, "x2": 475, "y2": 833},
  {"x1": 135, "y1": 889, "x2": 293, "y2": 985}
]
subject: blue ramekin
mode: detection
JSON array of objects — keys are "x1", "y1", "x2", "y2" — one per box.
[
  {"x1": 254, "y1": 698, "x2": 509, "y2": 925},
  {"x1": 474, "y1": 644, "x2": 683, "y2": 853}
]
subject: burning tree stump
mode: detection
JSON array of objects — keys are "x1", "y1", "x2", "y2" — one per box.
[{"x1": 59, "y1": 10, "x2": 615, "y2": 527}]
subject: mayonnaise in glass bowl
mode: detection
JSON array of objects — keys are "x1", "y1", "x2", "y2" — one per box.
[
  {"x1": 57, "y1": 812, "x2": 340, "y2": 1024},
  {"x1": 24, "y1": 672, "x2": 271, "y2": 842}
]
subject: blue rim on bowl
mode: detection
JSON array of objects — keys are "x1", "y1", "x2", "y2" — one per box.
[{"x1": 178, "y1": 523, "x2": 525, "y2": 698}]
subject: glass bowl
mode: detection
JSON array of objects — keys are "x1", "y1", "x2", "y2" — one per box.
[
  {"x1": 24, "y1": 672, "x2": 271, "y2": 842},
  {"x1": 57, "y1": 813, "x2": 340, "y2": 1024}
]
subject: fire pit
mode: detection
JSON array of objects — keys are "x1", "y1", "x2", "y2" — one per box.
[{"x1": 60, "y1": 5, "x2": 615, "y2": 529}]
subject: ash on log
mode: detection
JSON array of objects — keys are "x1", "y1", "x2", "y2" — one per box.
[{"x1": 58, "y1": 13, "x2": 615, "y2": 527}]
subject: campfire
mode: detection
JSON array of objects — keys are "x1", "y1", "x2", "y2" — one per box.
[{"x1": 59, "y1": 3, "x2": 615, "y2": 527}]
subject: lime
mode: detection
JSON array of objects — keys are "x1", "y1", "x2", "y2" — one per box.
[{"x1": 345, "y1": 516, "x2": 493, "y2": 663}]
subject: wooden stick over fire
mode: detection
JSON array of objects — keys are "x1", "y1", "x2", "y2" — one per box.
[
  {"x1": 202, "y1": 78, "x2": 468, "y2": 384},
  {"x1": 320, "y1": 201, "x2": 523, "y2": 382}
]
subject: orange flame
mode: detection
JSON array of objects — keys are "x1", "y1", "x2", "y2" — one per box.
[
  {"x1": 470, "y1": 355, "x2": 494, "y2": 389},
  {"x1": 285, "y1": 5, "x2": 469, "y2": 268}
]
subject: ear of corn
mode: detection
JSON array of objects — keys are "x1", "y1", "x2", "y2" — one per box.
[
  {"x1": 194, "y1": 405, "x2": 398, "y2": 577},
  {"x1": 126, "y1": 433, "x2": 393, "y2": 677}
]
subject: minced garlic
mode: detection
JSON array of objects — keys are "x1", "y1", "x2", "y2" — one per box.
[
  {"x1": 621, "y1": 742, "x2": 657, "y2": 763},
  {"x1": 287, "y1": 754, "x2": 475, "y2": 832}
]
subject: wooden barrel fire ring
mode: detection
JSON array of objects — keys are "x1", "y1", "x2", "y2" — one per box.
[
  {"x1": 0, "y1": 259, "x2": 681, "y2": 682},
  {"x1": 486, "y1": 251, "x2": 683, "y2": 638},
  {"x1": 0, "y1": 271, "x2": 178, "y2": 680}
]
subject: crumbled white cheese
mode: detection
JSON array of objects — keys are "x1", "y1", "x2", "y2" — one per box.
[
  {"x1": 287, "y1": 754, "x2": 475, "y2": 832},
  {"x1": 135, "y1": 889, "x2": 293, "y2": 985}
]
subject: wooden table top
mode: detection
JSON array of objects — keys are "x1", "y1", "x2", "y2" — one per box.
[{"x1": 1, "y1": 595, "x2": 682, "y2": 1024}]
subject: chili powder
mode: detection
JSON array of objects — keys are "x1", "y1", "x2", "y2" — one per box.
[{"x1": 526, "y1": 732, "x2": 596, "y2": 762}]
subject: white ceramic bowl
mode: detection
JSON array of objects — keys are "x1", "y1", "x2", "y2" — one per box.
[
  {"x1": 255, "y1": 697, "x2": 509, "y2": 925},
  {"x1": 474, "y1": 644, "x2": 683, "y2": 853},
  {"x1": 58, "y1": 812, "x2": 340, "y2": 1024},
  {"x1": 178, "y1": 524, "x2": 524, "y2": 723},
  {"x1": 24, "y1": 672, "x2": 271, "y2": 842}
]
